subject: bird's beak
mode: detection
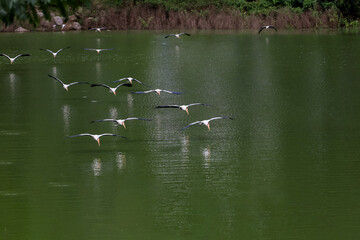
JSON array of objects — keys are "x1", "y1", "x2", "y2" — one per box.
[
  {"x1": 97, "y1": 139, "x2": 101, "y2": 146},
  {"x1": 122, "y1": 122, "x2": 126, "y2": 128},
  {"x1": 113, "y1": 91, "x2": 116, "y2": 96},
  {"x1": 207, "y1": 124, "x2": 210, "y2": 131},
  {"x1": 157, "y1": 91, "x2": 160, "y2": 95},
  {"x1": 65, "y1": 88, "x2": 69, "y2": 92},
  {"x1": 185, "y1": 108, "x2": 189, "y2": 115}
]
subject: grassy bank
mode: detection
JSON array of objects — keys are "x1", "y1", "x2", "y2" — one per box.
[{"x1": 1, "y1": 0, "x2": 359, "y2": 31}]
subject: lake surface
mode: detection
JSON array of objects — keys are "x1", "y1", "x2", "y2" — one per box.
[{"x1": 0, "y1": 30, "x2": 360, "y2": 239}]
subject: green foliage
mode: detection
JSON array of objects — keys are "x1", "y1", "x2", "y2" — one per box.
[
  {"x1": 0, "y1": 0, "x2": 89, "y2": 26},
  {"x1": 1, "y1": 0, "x2": 359, "y2": 27},
  {"x1": 138, "y1": 16, "x2": 153, "y2": 29}
]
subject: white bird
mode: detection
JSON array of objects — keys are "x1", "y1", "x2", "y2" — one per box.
[
  {"x1": 91, "y1": 27, "x2": 106, "y2": 32},
  {"x1": 165, "y1": 33, "x2": 191, "y2": 38},
  {"x1": 181, "y1": 117, "x2": 233, "y2": 131},
  {"x1": 0, "y1": 53, "x2": 30, "y2": 64},
  {"x1": 91, "y1": 118, "x2": 152, "y2": 128},
  {"x1": 40, "y1": 47, "x2": 70, "y2": 58},
  {"x1": 258, "y1": 25, "x2": 277, "y2": 34},
  {"x1": 84, "y1": 48, "x2": 114, "y2": 54},
  {"x1": 48, "y1": 74, "x2": 89, "y2": 91},
  {"x1": 131, "y1": 89, "x2": 183, "y2": 95},
  {"x1": 156, "y1": 103, "x2": 209, "y2": 115},
  {"x1": 111, "y1": 77, "x2": 151, "y2": 87},
  {"x1": 91, "y1": 83, "x2": 132, "y2": 95},
  {"x1": 68, "y1": 133, "x2": 126, "y2": 146}
]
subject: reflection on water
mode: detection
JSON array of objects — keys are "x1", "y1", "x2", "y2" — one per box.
[
  {"x1": 62, "y1": 104, "x2": 71, "y2": 134},
  {"x1": 9, "y1": 72, "x2": 17, "y2": 99},
  {"x1": 175, "y1": 45, "x2": 180, "y2": 57},
  {"x1": 202, "y1": 145, "x2": 211, "y2": 168},
  {"x1": 116, "y1": 152, "x2": 126, "y2": 170},
  {"x1": 180, "y1": 135, "x2": 189, "y2": 156},
  {"x1": 1, "y1": 32, "x2": 360, "y2": 240},
  {"x1": 95, "y1": 62, "x2": 102, "y2": 79},
  {"x1": 51, "y1": 66, "x2": 57, "y2": 75},
  {"x1": 92, "y1": 158, "x2": 102, "y2": 176},
  {"x1": 109, "y1": 107, "x2": 118, "y2": 119}
]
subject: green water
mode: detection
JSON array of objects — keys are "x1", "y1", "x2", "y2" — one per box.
[{"x1": 0, "y1": 30, "x2": 360, "y2": 239}]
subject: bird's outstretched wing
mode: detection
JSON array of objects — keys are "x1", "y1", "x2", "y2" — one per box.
[
  {"x1": 91, "y1": 119, "x2": 117, "y2": 123},
  {"x1": 124, "y1": 117, "x2": 152, "y2": 121},
  {"x1": 258, "y1": 26, "x2": 266, "y2": 34},
  {"x1": 68, "y1": 133, "x2": 92, "y2": 138},
  {"x1": 156, "y1": 105, "x2": 180, "y2": 109},
  {"x1": 114, "y1": 83, "x2": 133, "y2": 89},
  {"x1": 91, "y1": 83, "x2": 111, "y2": 89},
  {"x1": 40, "y1": 48, "x2": 54, "y2": 54},
  {"x1": 0, "y1": 53, "x2": 11, "y2": 59},
  {"x1": 131, "y1": 90, "x2": 154, "y2": 94},
  {"x1": 56, "y1": 46, "x2": 70, "y2": 53},
  {"x1": 100, "y1": 133, "x2": 127, "y2": 139},
  {"x1": 180, "y1": 33, "x2": 191, "y2": 36},
  {"x1": 162, "y1": 90, "x2": 184, "y2": 95},
  {"x1": 188, "y1": 103, "x2": 209, "y2": 107},
  {"x1": 164, "y1": 34, "x2": 174, "y2": 38},
  {"x1": 48, "y1": 74, "x2": 65, "y2": 85},
  {"x1": 14, "y1": 54, "x2": 30, "y2": 59},
  {"x1": 67, "y1": 81, "x2": 89, "y2": 86},
  {"x1": 181, "y1": 121, "x2": 201, "y2": 130},
  {"x1": 208, "y1": 117, "x2": 233, "y2": 122}
]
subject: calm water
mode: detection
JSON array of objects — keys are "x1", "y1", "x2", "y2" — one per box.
[{"x1": 0, "y1": 30, "x2": 360, "y2": 239}]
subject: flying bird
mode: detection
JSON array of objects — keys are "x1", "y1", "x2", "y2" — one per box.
[
  {"x1": 258, "y1": 25, "x2": 277, "y2": 34},
  {"x1": 84, "y1": 48, "x2": 114, "y2": 54},
  {"x1": 91, "y1": 83, "x2": 132, "y2": 95},
  {"x1": 131, "y1": 89, "x2": 183, "y2": 95},
  {"x1": 40, "y1": 47, "x2": 70, "y2": 58},
  {"x1": 91, "y1": 117, "x2": 152, "y2": 128},
  {"x1": 91, "y1": 27, "x2": 106, "y2": 32},
  {"x1": 68, "y1": 133, "x2": 126, "y2": 146},
  {"x1": 0, "y1": 53, "x2": 30, "y2": 64},
  {"x1": 111, "y1": 77, "x2": 151, "y2": 88},
  {"x1": 181, "y1": 117, "x2": 233, "y2": 131},
  {"x1": 47, "y1": 74, "x2": 89, "y2": 91},
  {"x1": 165, "y1": 33, "x2": 191, "y2": 38},
  {"x1": 156, "y1": 103, "x2": 209, "y2": 115}
]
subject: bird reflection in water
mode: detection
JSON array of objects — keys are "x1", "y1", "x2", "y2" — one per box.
[
  {"x1": 175, "y1": 45, "x2": 180, "y2": 57},
  {"x1": 9, "y1": 73, "x2": 17, "y2": 99},
  {"x1": 62, "y1": 105, "x2": 71, "y2": 135},
  {"x1": 51, "y1": 66, "x2": 57, "y2": 75},
  {"x1": 109, "y1": 107, "x2": 118, "y2": 119},
  {"x1": 116, "y1": 152, "x2": 126, "y2": 170},
  {"x1": 95, "y1": 62, "x2": 102, "y2": 79},
  {"x1": 92, "y1": 158, "x2": 102, "y2": 176},
  {"x1": 181, "y1": 135, "x2": 190, "y2": 155},
  {"x1": 127, "y1": 93, "x2": 134, "y2": 109},
  {"x1": 202, "y1": 146, "x2": 211, "y2": 168}
]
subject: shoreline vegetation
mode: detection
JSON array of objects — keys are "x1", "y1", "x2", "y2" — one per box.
[{"x1": 1, "y1": 0, "x2": 359, "y2": 32}]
